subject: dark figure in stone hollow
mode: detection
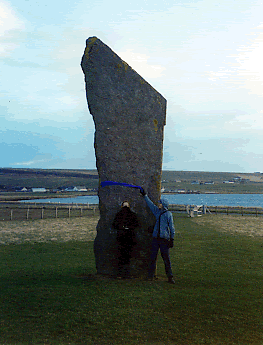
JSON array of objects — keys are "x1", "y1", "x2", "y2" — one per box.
[{"x1": 112, "y1": 202, "x2": 140, "y2": 278}]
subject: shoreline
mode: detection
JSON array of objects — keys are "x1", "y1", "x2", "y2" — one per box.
[{"x1": 1, "y1": 191, "x2": 263, "y2": 203}]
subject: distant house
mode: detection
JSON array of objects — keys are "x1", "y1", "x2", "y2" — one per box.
[
  {"x1": 191, "y1": 181, "x2": 199, "y2": 185},
  {"x1": 65, "y1": 186, "x2": 75, "y2": 192},
  {"x1": 16, "y1": 187, "x2": 28, "y2": 192},
  {"x1": 73, "y1": 186, "x2": 88, "y2": 192},
  {"x1": 65, "y1": 186, "x2": 87, "y2": 192},
  {"x1": 32, "y1": 188, "x2": 47, "y2": 193}
]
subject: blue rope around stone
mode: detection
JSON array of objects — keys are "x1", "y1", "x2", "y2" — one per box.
[{"x1": 101, "y1": 181, "x2": 144, "y2": 193}]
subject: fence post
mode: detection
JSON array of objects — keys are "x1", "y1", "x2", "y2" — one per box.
[
  {"x1": 80, "y1": 207, "x2": 83, "y2": 217},
  {"x1": 55, "y1": 207, "x2": 58, "y2": 218},
  {"x1": 41, "y1": 208, "x2": 44, "y2": 219},
  {"x1": 68, "y1": 207, "x2": 71, "y2": 218},
  {"x1": 10, "y1": 209, "x2": 13, "y2": 221},
  {"x1": 26, "y1": 207, "x2": 30, "y2": 220}
]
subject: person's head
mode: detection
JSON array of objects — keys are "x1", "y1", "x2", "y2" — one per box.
[
  {"x1": 158, "y1": 198, "x2": 169, "y2": 210},
  {"x1": 121, "y1": 201, "x2": 130, "y2": 208}
]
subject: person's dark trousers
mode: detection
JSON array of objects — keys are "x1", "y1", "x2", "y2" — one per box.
[
  {"x1": 148, "y1": 238, "x2": 173, "y2": 279},
  {"x1": 117, "y1": 245, "x2": 132, "y2": 278}
]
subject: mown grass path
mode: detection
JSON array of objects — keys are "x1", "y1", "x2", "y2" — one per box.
[{"x1": 0, "y1": 214, "x2": 262, "y2": 344}]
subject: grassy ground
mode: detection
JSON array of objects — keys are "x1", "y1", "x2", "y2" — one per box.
[
  {"x1": 0, "y1": 214, "x2": 262, "y2": 344},
  {"x1": 0, "y1": 217, "x2": 98, "y2": 245}
]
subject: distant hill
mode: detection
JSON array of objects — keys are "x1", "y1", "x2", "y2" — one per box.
[
  {"x1": 161, "y1": 170, "x2": 263, "y2": 194},
  {"x1": 0, "y1": 168, "x2": 262, "y2": 193},
  {"x1": 0, "y1": 168, "x2": 98, "y2": 190},
  {"x1": 161, "y1": 170, "x2": 263, "y2": 183}
]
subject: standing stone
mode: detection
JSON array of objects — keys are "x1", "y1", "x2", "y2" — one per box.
[{"x1": 81, "y1": 37, "x2": 166, "y2": 277}]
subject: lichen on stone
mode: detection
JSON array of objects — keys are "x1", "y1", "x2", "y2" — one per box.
[
  {"x1": 153, "y1": 119, "x2": 158, "y2": 132},
  {"x1": 84, "y1": 36, "x2": 98, "y2": 60},
  {"x1": 116, "y1": 60, "x2": 129, "y2": 72}
]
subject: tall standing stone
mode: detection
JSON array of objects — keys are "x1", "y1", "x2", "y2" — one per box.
[{"x1": 81, "y1": 37, "x2": 166, "y2": 277}]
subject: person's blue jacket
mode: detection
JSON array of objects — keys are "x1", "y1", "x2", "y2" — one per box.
[{"x1": 144, "y1": 195, "x2": 175, "y2": 240}]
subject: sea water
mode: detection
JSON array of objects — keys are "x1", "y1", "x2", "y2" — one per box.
[{"x1": 20, "y1": 193, "x2": 263, "y2": 207}]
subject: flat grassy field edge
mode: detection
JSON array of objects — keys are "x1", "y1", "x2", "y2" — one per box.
[{"x1": 0, "y1": 214, "x2": 262, "y2": 344}]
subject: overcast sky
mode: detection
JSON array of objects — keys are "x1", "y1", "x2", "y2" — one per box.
[{"x1": 1, "y1": 0, "x2": 263, "y2": 172}]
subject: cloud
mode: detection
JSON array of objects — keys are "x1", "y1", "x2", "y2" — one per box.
[
  {"x1": 163, "y1": 136, "x2": 263, "y2": 173},
  {"x1": 226, "y1": 111, "x2": 263, "y2": 131},
  {"x1": 207, "y1": 24, "x2": 263, "y2": 95},
  {"x1": 55, "y1": 95, "x2": 81, "y2": 108},
  {"x1": 13, "y1": 159, "x2": 48, "y2": 166},
  {"x1": 117, "y1": 49, "x2": 166, "y2": 79},
  {"x1": 1, "y1": 64, "x2": 86, "y2": 120},
  {"x1": 0, "y1": 0, "x2": 25, "y2": 56},
  {"x1": 0, "y1": 1, "x2": 24, "y2": 34},
  {"x1": 233, "y1": 26, "x2": 263, "y2": 95}
]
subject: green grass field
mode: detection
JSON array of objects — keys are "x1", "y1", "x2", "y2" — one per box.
[{"x1": 0, "y1": 215, "x2": 262, "y2": 344}]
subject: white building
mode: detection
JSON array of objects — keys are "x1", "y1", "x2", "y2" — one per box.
[{"x1": 32, "y1": 188, "x2": 47, "y2": 193}]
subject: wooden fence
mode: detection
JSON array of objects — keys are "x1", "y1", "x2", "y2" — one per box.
[
  {"x1": 169, "y1": 204, "x2": 263, "y2": 217},
  {"x1": 0, "y1": 204, "x2": 99, "y2": 221},
  {"x1": 1, "y1": 203, "x2": 263, "y2": 221}
]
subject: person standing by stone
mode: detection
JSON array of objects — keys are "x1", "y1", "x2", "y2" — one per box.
[
  {"x1": 112, "y1": 202, "x2": 140, "y2": 278},
  {"x1": 140, "y1": 189, "x2": 175, "y2": 284}
]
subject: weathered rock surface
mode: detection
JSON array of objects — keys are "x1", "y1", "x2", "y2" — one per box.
[{"x1": 81, "y1": 37, "x2": 167, "y2": 277}]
